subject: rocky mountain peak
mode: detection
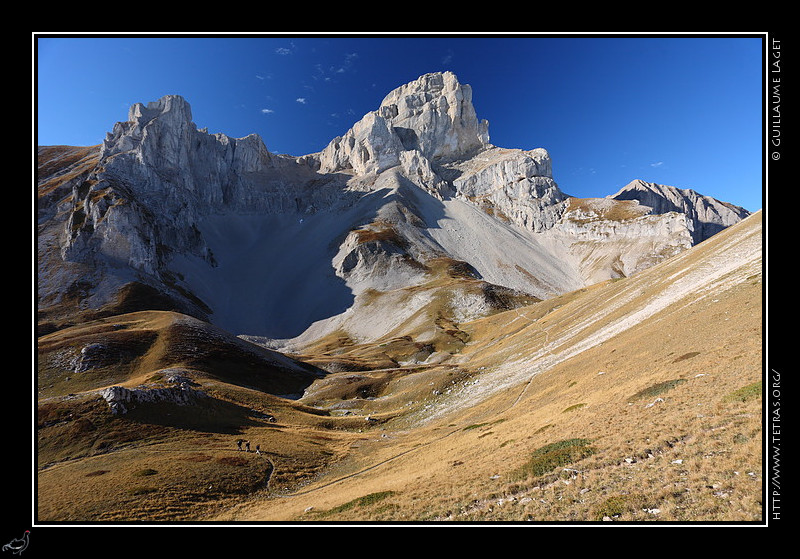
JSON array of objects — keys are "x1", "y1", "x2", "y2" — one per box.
[
  {"x1": 38, "y1": 72, "x2": 753, "y2": 343},
  {"x1": 101, "y1": 94, "x2": 194, "y2": 160},
  {"x1": 318, "y1": 71, "x2": 490, "y2": 176},
  {"x1": 378, "y1": 71, "x2": 491, "y2": 159},
  {"x1": 610, "y1": 179, "x2": 751, "y2": 243},
  {"x1": 128, "y1": 94, "x2": 193, "y2": 130}
]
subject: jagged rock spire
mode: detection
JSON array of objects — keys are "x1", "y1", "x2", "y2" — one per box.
[{"x1": 318, "y1": 71, "x2": 490, "y2": 175}]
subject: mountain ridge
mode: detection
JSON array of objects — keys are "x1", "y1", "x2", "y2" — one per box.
[{"x1": 37, "y1": 71, "x2": 750, "y2": 344}]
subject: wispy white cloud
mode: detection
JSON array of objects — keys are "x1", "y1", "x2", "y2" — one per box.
[
  {"x1": 296, "y1": 98, "x2": 307, "y2": 104},
  {"x1": 313, "y1": 52, "x2": 359, "y2": 81},
  {"x1": 261, "y1": 108, "x2": 274, "y2": 114},
  {"x1": 441, "y1": 49, "x2": 454, "y2": 66},
  {"x1": 335, "y1": 52, "x2": 358, "y2": 73},
  {"x1": 650, "y1": 161, "x2": 664, "y2": 167},
  {"x1": 275, "y1": 43, "x2": 296, "y2": 56}
]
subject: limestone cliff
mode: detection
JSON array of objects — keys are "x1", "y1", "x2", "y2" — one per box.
[
  {"x1": 318, "y1": 71, "x2": 490, "y2": 176},
  {"x1": 543, "y1": 197, "x2": 695, "y2": 284},
  {"x1": 37, "y1": 71, "x2": 751, "y2": 342},
  {"x1": 610, "y1": 179, "x2": 751, "y2": 244}
]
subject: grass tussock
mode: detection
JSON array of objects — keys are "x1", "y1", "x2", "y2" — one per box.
[
  {"x1": 562, "y1": 403, "x2": 587, "y2": 413},
  {"x1": 510, "y1": 438, "x2": 596, "y2": 481},
  {"x1": 628, "y1": 379, "x2": 687, "y2": 402},
  {"x1": 310, "y1": 491, "x2": 397, "y2": 519},
  {"x1": 725, "y1": 381, "x2": 762, "y2": 403}
]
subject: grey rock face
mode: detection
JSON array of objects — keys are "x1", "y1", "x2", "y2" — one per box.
[
  {"x1": 63, "y1": 95, "x2": 335, "y2": 277},
  {"x1": 447, "y1": 146, "x2": 566, "y2": 232},
  {"x1": 319, "y1": 71, "x2": 490, "y2": 176},
  {"x1": 544, "y1": 198, "x2": 695, "y2": 283},
  {"x1": 100, "y1": 381, "x2": 207, "y2": 415},
  {"x1": 40, "y1": 71, "x2": 752, "y2": 341},
  {"x1": 610, "y1": 179, "x2": 751, "y2": 243},
  {"x1": 333, "y1": 225, "x2": 429, "y2": 294}
]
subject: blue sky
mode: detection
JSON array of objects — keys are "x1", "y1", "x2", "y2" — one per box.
[{"x1": 35, "y1": 34, "x2": 764, "y2": 212}]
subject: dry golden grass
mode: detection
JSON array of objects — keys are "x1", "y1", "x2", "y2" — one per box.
[
  {"x1": 351, "y1": 220, "x2": 410, "y2": 248},
  {"x1": 565, "y1": 196, "x2": 650, "y2": 222},
  {"x1": 239, "y1": 275, "x2": 760, "y2": 523},
  {"x1": 37, "y1": 145, "x2": 101, "y2": 198},
  {"x1": 37, "y1": 213, "x2": 763, "y2": 524},
  {"x1": 207, "y1": 214, "x2": 763, "y2": 523}
]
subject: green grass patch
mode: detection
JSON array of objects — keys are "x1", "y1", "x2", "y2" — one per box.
[
  {"x1": 628, "y1": 379, "x2": 687, "y2": 402},
  {"x1": 315, "y1": 491, "x2": 397, "y2": 518},
  {"x1": 127, "y1": 487, "x2": 158, "y2": 496},
  {"x1": 562, "y1": 403, "x2": 586, "y2": 413},
  {"x1": 463, "y1": 419, "x2": 504, "y2": 431},
  {"x1": 672, "y1": 351, "x2": 701, "y2": 363},
  {"x1": 511, "y1": 438, "x2": 595, "y2": 481},
  {"x1": 725, "y1": 381, "x2": 762, "y2": 403}
]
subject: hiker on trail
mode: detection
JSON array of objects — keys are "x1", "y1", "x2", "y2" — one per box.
[
  {"x1": 245, "y1": 441, "x2": 251, "y2": 452},
  {"x1": 255, "y1": 444, "x2": 261, "y2": 455},
  {"x1": 236, "y1": 439, "x2": 244, "y2": 451}
]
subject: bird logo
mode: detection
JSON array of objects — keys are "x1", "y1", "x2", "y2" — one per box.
[{"x1": 2, "y1": 531, "x2": 29, "y2": 555}]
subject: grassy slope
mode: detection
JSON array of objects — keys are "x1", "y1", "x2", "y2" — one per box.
[
  {"x1": 36, "y1": 311, "x2": 339, "y2": 521},
  {"x1": 208, "y1": 212, "x2": 763, "y2": 522},
  {"x1": 36, "y1": 211, "x2": 763, "y2": 523}
]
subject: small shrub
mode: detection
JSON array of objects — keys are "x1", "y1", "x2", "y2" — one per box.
[
  {"x1": 562, "y1": 403, "x2": 586, "y2": 413},
  {"x1": 512, "y1": 438, "x2": 595, "y2": 481},
  {"x1": 733, "y1": 432, "x2": 750, "y2": 444},
  {"x1": 672, "y1": 351, "x2": 701, "y2": 363},
  {"x1": 629, "y1": 379, "x2": 687, "y2": 402}
]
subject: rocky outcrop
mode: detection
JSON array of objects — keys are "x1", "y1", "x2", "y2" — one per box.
[
  {"x1": 447, "y1": 146, "x2": 567, "y2": 233},
  {"x1": 609, "y1": 179, "x2": 751, "y2": 243},
  {"x1": 318, "y1": 71, "x2": 489, "y2": 176},
  {"x1": 544, "y1": 197, "x2": 695, "y2": 283},
  {"x1": 100, "y1": 96, "x2": 325, "y2": 214},
  {"x1": 333, "y1": 222, "x2": 429, "y2": 294},
  {"x1": 99, "y1": 371, "x2": 206, "y2": 415}
]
